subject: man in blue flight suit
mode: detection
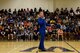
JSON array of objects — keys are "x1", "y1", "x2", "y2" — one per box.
[{"x1": 38, "y1": 11, "x2": 50, "y2": 51}]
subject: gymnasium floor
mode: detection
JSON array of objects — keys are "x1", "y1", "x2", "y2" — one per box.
[{"x1": 0, "y1": 41, "x2": 80, "y2": 53}]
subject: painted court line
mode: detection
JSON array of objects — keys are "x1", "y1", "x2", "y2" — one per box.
[{"x1": 65, "y1": 41, "x2": 80, "y2": 53}]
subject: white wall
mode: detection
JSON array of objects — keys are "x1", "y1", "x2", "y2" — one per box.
[
  {"x1": 54, "y1": 0, "x2": 80, "y2": 10},
  {"x1": 0, "y1": 0, "x2": 54, "y2": 12},
  {"x1": 1, "y1": 0, "x2": 80, "y2": 12}
]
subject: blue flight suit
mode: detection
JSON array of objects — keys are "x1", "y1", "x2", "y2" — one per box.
[{"x1": 38, "y1": 17, "x2": 50, "y2": 50}]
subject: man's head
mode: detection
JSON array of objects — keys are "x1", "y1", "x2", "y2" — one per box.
[{"x1": 39, "y1": 11, "x2": 44, "y2": 18}]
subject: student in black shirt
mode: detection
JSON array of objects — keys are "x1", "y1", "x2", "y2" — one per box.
[
  {"x1": 69, "y1": 8, "x2": 75, "y2": 20},
  {"x1": 8, "y1": 28, "x2": 14, "y2": 40},
  {"x1": 64, "y1": 8, "x2": 69, "y2": 16}
]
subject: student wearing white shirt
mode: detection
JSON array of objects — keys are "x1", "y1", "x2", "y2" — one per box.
[{"x1": 75, "y1": 10, "x2": 80, "y2": 18}]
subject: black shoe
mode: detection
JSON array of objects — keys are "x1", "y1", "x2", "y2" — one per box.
[
  {"x1": 41, "y1": 49, "x2": 46, "y2": 51},
  {"x1": 38, "y1": 49, "x2": 46, "y2": 52}
]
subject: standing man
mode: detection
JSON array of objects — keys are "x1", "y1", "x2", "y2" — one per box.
[{"x1": 38, "y1": 11, "x2": 50, "y2": 51}]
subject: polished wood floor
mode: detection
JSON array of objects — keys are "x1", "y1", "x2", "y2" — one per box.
[{"x1": 0, "y1": 41, "x2": 80, "y2": 53}]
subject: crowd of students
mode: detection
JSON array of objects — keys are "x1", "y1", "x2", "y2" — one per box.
[{"x1": 0, "y1": 7, "x2": 80, "y2": 41}]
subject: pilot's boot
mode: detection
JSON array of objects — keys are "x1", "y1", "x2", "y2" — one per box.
[{"x1": 38, "y1": 49, "x2": 46, "y2": 52}]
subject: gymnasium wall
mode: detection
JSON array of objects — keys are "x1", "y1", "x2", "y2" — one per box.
[
  {"x1": 0, "y1": 0, "x2": 54, "y2": 12},
  {"x1": 0, "y1": 0, "x2": 80, "y2": 12},
  {"x1": 54, "y1": 0, "x2": 80, "y2": 10}
]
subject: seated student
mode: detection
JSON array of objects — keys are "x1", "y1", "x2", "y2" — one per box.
[
  {"x1": 71, "y1": 32, "x2": 75, "y2": 40},
  {"x1": 69, "y1": 8, "x2": 75, "y2": 20},
  {"x1": 8, "y1": 28, "x2": 14, "y2": 40},
  {"x1": 78, "y1": 31, "x2": 80, "y2": 40},
  {"x1": 19, "y1": 24, "x2": 24, "y2": 30},
  {"x1": 60, "y1": 24, "x2": 66, "y2": 31},
  {"x1": 64, "y1": 8, "x2": 69, "y2": 17},
  {"x1": 57, "y1": 29, "x2": 63, "y2": 41},
  {"x1": 24, "y1": 28, "x2": 29, "y2": 41},
  {"x1": 78, "y1": 19, "x2": 80, "y2": 30},
  {"x1": 54, "y1": 8, "x2": 60, "y2": 16},
  {"x1": 24, "y1": 21, "x2": 28, "y2": 28},
  {"x1": 4, "y1": 25, "x2": 10, "y2": 39},
  {"x1": 34, "y1": 8, "x2": 37, "y2": 15},
  {"x1": 63, "y1": 30, "x2": 67, "y2": 40},
  {"x1": 30, "y1": 9, "x2": 34, "y2": 16},
  {"x1": 26, "y1": 28, "x2": 32, "y2": 40},
  {"x1": 75, "y1": 10, "x2": 80, "y2": 18},
  {"x1": 70, "y1": 26, "x2": 75, "y2": 40},
  {"x1": 56, "y1": 23, "x2": 61, "y2": 29},
  {"x1": 76, "y1": 7, "x2": 80, "y2": 11},
  {"x1": 47, "y1": 26, "x2": 53, "y2": 40},
  {"x1": 29, "y1": 30, "x2": 33, "y2": 41},
  {"x1": 75, "y1": 7, "x2": 80, "y2": 18},
  {"x1": 52, "y1": 27, "x2": 57, "y2": 41},
  {"x1": 7, "y1": 15, "x2": 14, "y2": 27},
  {"x1": 59, "y1": 8, "x2": 64, "y2": 19},
  {"x1": 0, "y1": 28, "x2": 5, "y2": 40},
  {"x1": 8, "y1": 8, "x2": 12, "y2": 15},
  {"x1": 16, "y1": 29, "x2": 21, "y2": 41},
  {"x1": 74, "y1": 32, "x2": 79, "y2": 41},
  {"x1": 66, "y1": 25, "x2": 71, "y2": 40},
  {"x1": 33, "y1": 26, "x2": 39, "y2": 41},
  {"x1": 21, "y1": 30, "x2": 25, "y2": 41},
  {"x1": 60, "y1": 24, "x2": 67, "y2": 40}
]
